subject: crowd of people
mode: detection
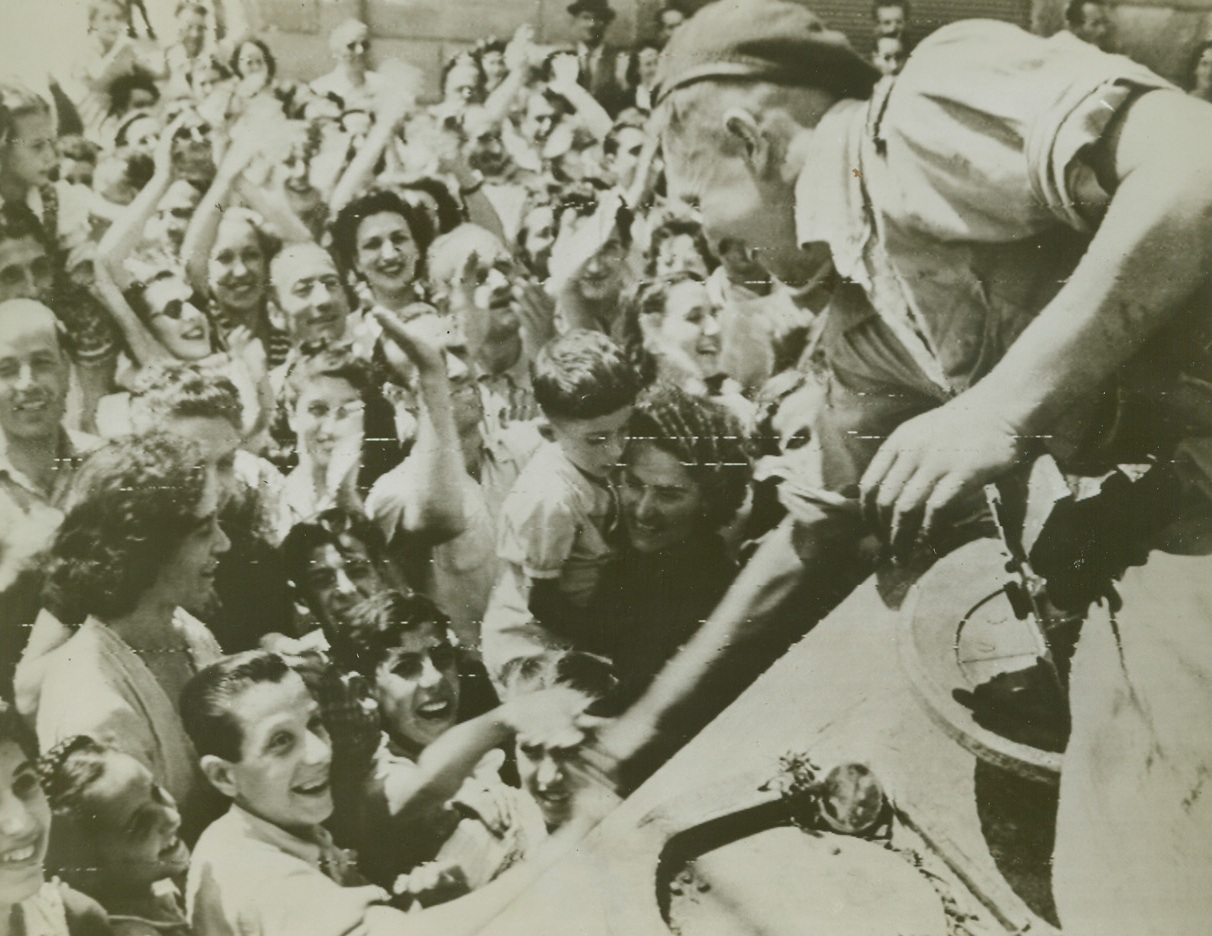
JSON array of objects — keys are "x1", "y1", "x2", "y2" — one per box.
[{"x1": 1, "y1": 0, "x2": 1211, "y2": 933}]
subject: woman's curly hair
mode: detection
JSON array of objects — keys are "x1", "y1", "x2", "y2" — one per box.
[
  {"x1": 328, "y1": 187, "x2": 436, "y2": 286},
  {"x1": 38, "y1": 735, "x2": 107, "y2": 822},
  {"x1": 627, "y1": 383, "x2": 752, "y2": 532},
  {"x1": 42, "y1": 432, "x2": 209, "y2": 624},
  {"x1": 613, "y1": 270, "x2": 707, "y2": 387}
]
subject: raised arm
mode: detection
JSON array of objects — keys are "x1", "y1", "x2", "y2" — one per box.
[
  {"x1": 232, "y1": 173, "x2": 314, "y2": 244},
  {"x1": 481, "y1": 26, "x2": 538, "y2": 126},
  {"x1": 330, "y1": 85, "x2": 416, "y2": 213},
  {"x1": 77, "y1": 36, "x2": 138, "y2": 89},
  {"x1": 98, "y1": 118, "x2": 183, "y2": 289},
  {"x1": 548, "y1": 53, "x2": 613, "y2": 141},
  {"x1": 381, "y1": 688, "x2": 588, "y2": 826},
  {"x1": 859, "y1": 89, "x2": 1212, "y2": 551},
  {"x1": 365, "y1": 309, "x2": 467, "y2": 545},
  {"x1": 91, "y1": 254, "x2": 171, "y2": 367},
  {"x1": 180, "y1": 132, "x2": 259, "y2": 294}
]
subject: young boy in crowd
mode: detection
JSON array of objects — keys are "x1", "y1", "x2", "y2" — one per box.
[
  {"x1": 482, "y1": 329, "x2": 639, "y2": 678},
  {"x1": 181, "y1": 650, "x2": 592, "y2": 936}
]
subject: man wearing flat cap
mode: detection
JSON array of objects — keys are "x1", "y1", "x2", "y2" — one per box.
[
  {"x1": 567, "y1": 0, "x2": 628, "y2": 116},
  {"x1": 596, "y1": 2, "x2": 1212, "y2": 933}
]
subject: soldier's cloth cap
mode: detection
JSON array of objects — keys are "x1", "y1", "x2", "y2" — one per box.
[{"x1": 654, "y1": 0, "x2": 880, "y2": 106}]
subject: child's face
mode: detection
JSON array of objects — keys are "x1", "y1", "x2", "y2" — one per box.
[
  {"x1": 549, "y1": 405, "x2": 632, "y2": 480},
  {"x1": 0, "y1": 739, "x2": 49, "y2": 906},
  {"x1": 2, "y1": 112, "x2": 57, "y2": 190},
  {"x1": 515, "y1": 728, "x2": 585, "y2": 830},
  {"x1": 83, "y1": 749, "x2": 189, "y2": 889},
  {"x1": 374, "y1": 621, "x2": 461, "y2": 752},
  {"x1": 222, "y1": 672, "x2": 334, "y2": 832},
  {"x1": 91, "y1": 2, "x2": 127, "y2": 45}
]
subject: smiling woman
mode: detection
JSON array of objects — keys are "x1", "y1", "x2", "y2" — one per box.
[
  {"x1": 41, "y1": 735, "x2": 192, "y2": 935},
  {"x1": 0, "y1": 704, "x2": 112, "y2": 936},
  {"x1": 581, "y1": 384, "x2": 751, "y2": 746},
  {"x1": 35, "y1": 433, "x2": 228, "y2": 842},
  {"x1": 330, "y1": 188, "x2": 435, "y2": 315}
]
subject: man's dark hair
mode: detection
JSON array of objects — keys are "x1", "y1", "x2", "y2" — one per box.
[
  {"x1": 329, "y1": 187, "x2": 435, "y2": 283},
  {"x1": 175, "y1": 0, "x2": 207, "y2": 17},
  {"x1": 281, "y1": 508, "x2": 387, "y2": 599},
  {"x1": 56, "y1": 135, "x2": 101, "y2": 166},
  {"x1": 129, "y1": 361, "x2": 243, "y2": 431},
  {"x1": 108, "y1": 72, "x2": 160, "y2": 117},
  {"x1": 1065, "y1": 0, "x2": 1101, "y2": 27},
  {"x1": 532, "y1": 329, "x2": 640, "y2": 420},
  {"x1": 180, "y1": 651, "x2": 294, "y2": 762},
  {"x1": 43, "y1": 432, "x2": 209, "y2": 624},
  {"x1": 343, "y1": 589, "x2": 453, "y2": 676},
  {"x1": 871, "y1": 0, "x2": 909, "y2": 18},
  {"x1": 0, "y1": 203, "x2": 52, "y2": 251},
  {"x1": 230, "y1": 38, "x2": 277, "y2": 81},
  {"x1": 0, "y1": 701, "x2": 38, "y2": 762}
]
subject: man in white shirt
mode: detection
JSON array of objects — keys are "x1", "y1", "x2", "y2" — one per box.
[{"x1": 183, "y1": 649, "x2": 594, "y2": 936}]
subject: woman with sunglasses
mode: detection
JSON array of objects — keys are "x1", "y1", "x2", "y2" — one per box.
[{"x1": 96, "y1": 131, "x2": 277, "y2": 444}]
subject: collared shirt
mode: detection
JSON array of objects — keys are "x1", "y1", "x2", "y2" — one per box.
[
  {"x1": 794, "y1": 21, "x2": 1172, "y2": 397},
  {"x1": 0, "y1": 427, "x2": 96, "y2": 513},
  {"x1": 0, "y1": 429, "x2": 98, "y2": 587},
  {"x1": 482, "y1": 441, "x2": 618, "y2": 673},
  {"x1": 15, "y1": 882, "x2": 70, "y2": 936},
  {"x1": 187, "y1": 804, "x2": 397, "y2": 936}
]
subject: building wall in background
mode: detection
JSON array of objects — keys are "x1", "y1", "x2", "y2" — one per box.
[
  {"x1": 245, "y1": 0, "x2": 1212, "y2": 97},
  {"x1": 249, "y1": 0, "x2": 643, "y2": 95}
]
